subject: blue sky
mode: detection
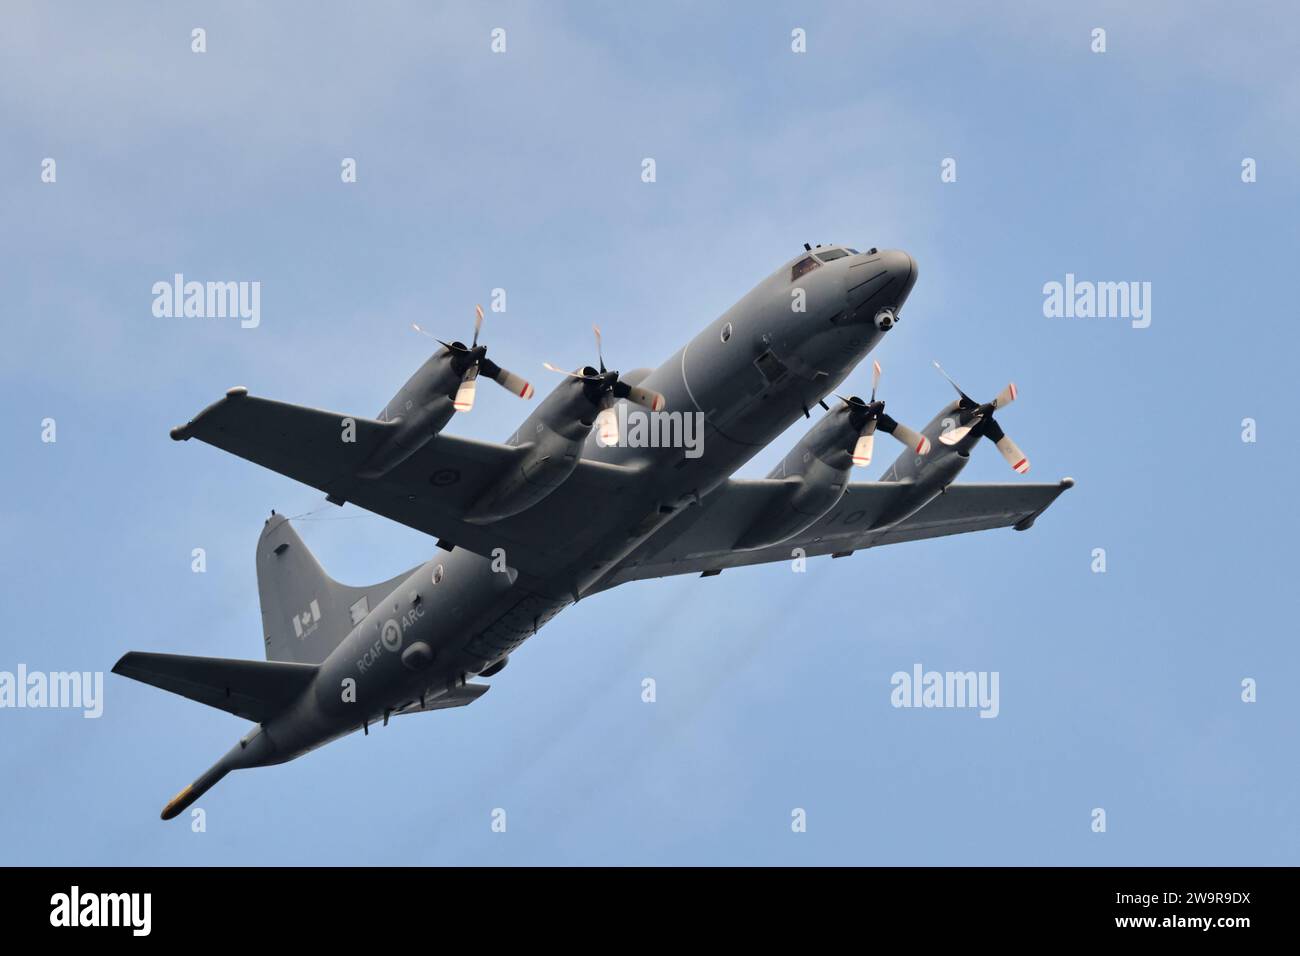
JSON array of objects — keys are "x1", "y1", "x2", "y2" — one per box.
[{"x1": 2, "y1": 0, "x2": 1297, "y2": 864}]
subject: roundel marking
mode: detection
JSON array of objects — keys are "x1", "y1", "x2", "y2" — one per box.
[{"x1": 381, "y1": 618, "x2": 403, "y2": 652}]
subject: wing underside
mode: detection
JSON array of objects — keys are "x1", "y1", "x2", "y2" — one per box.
[
  {"x1": 170, "y1": 390, "x2": 640, "y2": 579},
  {"x1": 596, "y1": 478, "x2": 1073, "y2": 586},
  {"x1": 394, "y1": 682, "x2": 491, "y2": 715}
]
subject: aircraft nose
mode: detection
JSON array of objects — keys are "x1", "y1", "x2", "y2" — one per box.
[
  {"x1": 846, "y1": 248, "x2": 918, "y2": 315},
  {"x1": 878, "y1": 248, "x2": 917, "y2": 307}
]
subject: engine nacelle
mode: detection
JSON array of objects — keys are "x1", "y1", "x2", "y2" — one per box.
[
  {"x1": 871, "y1": 399, "x2": 970, "y2": 529},
  {"x1": 464, "y1": 375, "x2": 599, "y2": 524},
  {"x1": 734, "y1": 404, "x2": 859, "y2": 550},
  {"x1": 358, "y1": 352, "x2": 463, "y2": 478}
]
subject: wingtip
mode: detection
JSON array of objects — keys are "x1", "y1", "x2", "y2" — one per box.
[
  {"x1": 171, "y1": 387, "x2": 250, "y2": 441},
  {"x1": 1060, "y1": 477, "x2": 1075, "y2": 490}
]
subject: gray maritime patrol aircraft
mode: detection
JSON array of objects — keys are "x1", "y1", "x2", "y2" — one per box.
[{"x1": 113, "y1": 244, "x2": 1072, "y2": 820}]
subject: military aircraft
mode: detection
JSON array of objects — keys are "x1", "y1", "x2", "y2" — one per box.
[{"x1": 113, "y1": 244, "x2": 1072, "y2": 820}]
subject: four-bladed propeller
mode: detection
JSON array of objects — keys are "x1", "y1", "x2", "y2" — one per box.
[
  {"x1": 413, "y1": 304, "x2": 535, "y2": 413},
  {"x1": 932, "y1": 361, "x2": 1029, "y2": 474},
  {"x1": 544, "y1": 325, "x2": 667, "y2": 445},
  {"x1": 838, "y1": 361, "x2": 932, "y2": 468}
]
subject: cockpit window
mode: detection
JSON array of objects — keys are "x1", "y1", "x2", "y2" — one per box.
[
  {"x1": 846, "y1": 248, "x2": 860, "y2": 254},
  {"x1": 791, "y1": 256, "x2": 820, "y2": 281},
  {"x1": 814, "y1": 248, "x2": 848, "y2": 263}
]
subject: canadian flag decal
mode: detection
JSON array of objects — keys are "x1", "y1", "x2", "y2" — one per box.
[{"x1": 292, "y1": 599, "x2": 322, "y2": 639}]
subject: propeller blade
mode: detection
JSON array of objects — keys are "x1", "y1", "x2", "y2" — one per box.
[
  {"x1": 594, "y1": 406, "x2": 619, "y2": 447},
  {"x1": 544, "y1": 362, "x2": 589, "y2": 379},
  {"x1": 870, "y1": 360, "x2": 882, "y2": 402},
  {"x1": 993, "y1": 382, "x2": 1018, "y2": 409},
  {"x1": 481, "y1": 360, "x2": 534, "y2": 400},
  {"x1": 412, "y1": 324, "x2": 454, "y2": 350},
  {"x1": 453, "y1": 365, "x2": 479, "y2": 412},
  {"x1": 886, "y1": 420, "x2": 932, "y2": 456},
  {"x1": 624, "y1": 385, "x2": 665, "y2": 412},
  {"x1": 851, "y1": 432, "x2": 875, "y2": 467},
  {"x1": 994, "y1": 434, "x2": 1030, "y2": 474},
  {"x1": 932, "y1": 361, "x2": 973, "y2": 402},
  {"x1": 472, "y1": 304, "x2": 484, "y2": 349},
  {"x1": 593, "y1": 324, "x2": 606, "y2": 374},
  {"x1": 939, "y1": 423, "x2": 974, "y2": 446}
]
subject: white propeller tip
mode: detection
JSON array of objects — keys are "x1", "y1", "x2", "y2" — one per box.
[
  {"x1": 1012, "y1": 458, "x2": 1030, "y2": 474},
  {"x1": 852, "y1": 434, "x2": 875, "y2": 467},
  {"x1": 916, "y1": 437, "x2": 932, "y2": 455},
  {"x1": 594, "y1": 407, "x2": 619, "y2": 447},
  {"x1": 454, "y1": 380, "x2": 477, "y2": 412}
]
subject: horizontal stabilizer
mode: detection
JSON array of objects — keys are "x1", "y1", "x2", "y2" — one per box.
[{"x1": 112, "y1": 652, "x2": 318, "y2": 723}]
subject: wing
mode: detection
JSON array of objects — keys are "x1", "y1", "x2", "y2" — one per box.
[
  {"x1": 170, "y1": 389, "x2": 639, "y2": 578},
  {"x1": 595, "y1": 478, "x2": 1073, "y2": 586},
  {"x1": 394, "y1": 682, "x2": 490, "y2": 715}
]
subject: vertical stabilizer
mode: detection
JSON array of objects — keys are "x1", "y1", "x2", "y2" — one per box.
[{"x1": 256, "y1": 512, "x2": 415, "y2": 664}]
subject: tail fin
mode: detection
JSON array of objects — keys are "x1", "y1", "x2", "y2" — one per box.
[{"x1": 257, "y1": 512, "x2": 415, "y2": 664}]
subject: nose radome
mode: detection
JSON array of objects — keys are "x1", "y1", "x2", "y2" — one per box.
[
  {"x1": 846, "y1": 248, "x2": 918, "y2": 315},
  {"x1": 880, "y1": 249, "x2": 917, "y2": 308}
]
